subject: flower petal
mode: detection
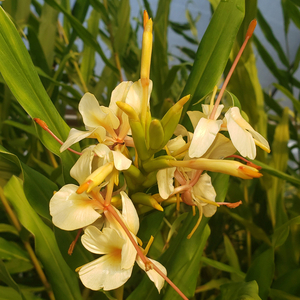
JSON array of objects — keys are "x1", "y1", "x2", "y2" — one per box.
[
  {"x1": 157, "y1": 167, "x2": 176, "y2": 199},
  {"x1": 79, "y1": 252, "x2": 132, "y2": 291},
  {"x1": 125, "y1": 79, "x2": 153, "y2": 116},
  {"x1": 79, "y1": 93, "x2": 109, "y2": 128},
  {"x1": 112, "y1": 151, "x2": 132, "y2": 171},
  {"x1": 49, "y1": 184, "x2": 102, "y2": 230},
  {"x1": 136, "y1": 256, "x2": 166, "y2": 293},
  {"x1": 202, "y1": 134, "x2": 236, "y2": 159},
  {"x1": 189, "y1": 118, "x2": 223, "y2": 158},
  {"x1": 81, "y1": 226, "x2": 125, "y2": 255},
  {"x1": 120, "y1": 192, "x2": 139, "y2": 235},
  {"x1": 70, "y1": 146, "x2": 94, "y2": 184},
  {"x1": 109, "y1": 81, "x2": 133, "y2": 118},
  {"x1": 60, "y1": 128, "x2": 98, "y2": 152},
  {"x1": 225, "y1": 108, "x2": 256, "y2": 159}
]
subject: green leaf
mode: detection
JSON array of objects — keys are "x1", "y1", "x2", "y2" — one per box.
[
  {"x1": 253, "y1": 35, "x2": 290, "y2": 89},
  {"x1": 0, "y1": 237, "x2": 31, "y2": 262},
  {"x1": 44, "y1": 0, "x2": 118, "y2": 74},
  {"x1": 151, "y1": 0, "x2": 171, "y2": 106},
  {"x1": 0, "y1": 224, "x2": 19, "y2": 236},
  {"x1": 0, "y1": 286, "x2": 24, "y2": 300},
  {"x1": 128, "y1": 213, "x2": 210, "y2": 300},
  {"x1": 223, "y1": 209, "x2": 271, "y2": 245},
  {"x1": 0, "y1": 260, "x2": 25, "y2": 300},
  {"x1": 219, "y1": 280, "x2": 262, "y2": 300},
  {"x1": 114, "y1": 0, "x2": 130, "y2": 55},
  {"x1": 266, "y1": 107, "x2": 290, "y2": 227},
  {"x1": 273, "y1": 83, "x2": 300, "y2": 114},
  {"x1": 4, "y1": 176, "x2": 82, "y2": 300},
  {"x1": 256, "y1": 9, "x2": 289, "y2": 67},
  {"x1": 0, "y1": 145, "x2": 56, "y2": 221},
  {"x1": 253, "y1": 160, "x2": 300, "y2": 186},
  {"x1": 38, "y1": 3, "x2": 58, "y2": 69},
  {"x1": 201, "y1": 256, "x2": 246, "y2": 278},
  {"x1": 270, "y1": 289, "x2": 300, "y2": 300},
  {"x1": 5, "y1": 259, "x2": 34, "y2": 274},
  {"x1": 0, "y1": 6, "x2": 78, "y2": 181},
  {"x1": 180, "y1": 0, "x2": 245, "y2": 120},
  {"x1": 272, "y1": 216, "x2": 300, "y2": 248},
  {"x1": 224, "y1": 235, "x2": 243, "y2": 281},
  {"x1": 245, "y1": 248, "x2": 274, "y2": 300},
  {"x1": 81, "y1": 8, "x2": 100, "y2": 86}
]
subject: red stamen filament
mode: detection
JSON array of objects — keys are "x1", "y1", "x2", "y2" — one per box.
[
  {"x1": 34, "y1": 118, "x2": 82, "y2": 156},
  {"x1": 68, "y1": 228, "x2": 82, "y2": 255},
  {"x1": 210, "y1": 19, "x2": 257, "y2": 120},
  {"x1": 105, "y1": 204, "x2": 188, "y2": 300},
  {"x1": 227, "y1": 154, "x2": 262, "y2": 170}
]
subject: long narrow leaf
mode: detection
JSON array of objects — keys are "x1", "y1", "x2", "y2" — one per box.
[
  {"x1": 4, "y1": 176, "x2": 82, "y2": 300},
  {"x1": 180, "y1": 0, "x2": 245, "y2": 120}
]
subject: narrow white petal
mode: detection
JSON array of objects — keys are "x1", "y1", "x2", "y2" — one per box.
[
  {"x1": 136, "y1": 257, "x2": 167, "y2": 293},
  {"x1": 70, "y1": 146, "x2": 94, "y2": 184},
  {"x1": 109, "y1": 81, "x2": 133, "y2": 118},
  {"x1": 60, "y1": 128, "x2": 92, "y2": 152},
  {"x1": 120, "y1": 192, "x2": 139, "y2": 235},
  {"x1": 112, "y1": 151, "x2": 132, "y2": 171},
  {"x1": 81, "y1": 226, "x2": 125, "y2": 255},
  {"x1": 225, "y1": 109, "x2": 256, "y2": 159},
  {"x1": 189, "y1": 118, "x2": 222, "y2": 158},
  {"x1": 49, "y1": 185, "x2": 101, "y2": 230},
  {"x1": 157, "y1": 167, "x2": 176, "y2": 199},
  {"x1": 79, "y1": 252, "x2": 132, "y2": 291},
  {"x1": 248, "y1": 129, "x2": 270, "y2": 153}
]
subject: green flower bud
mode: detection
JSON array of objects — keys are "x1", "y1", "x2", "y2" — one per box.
[{"x1": 149, "y1": 119, "x2": 164, "y2": 150}]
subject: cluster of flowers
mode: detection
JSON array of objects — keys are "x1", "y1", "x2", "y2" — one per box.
[{"x1": 45, "y1": 13, "x2": 270, "y2": 300}]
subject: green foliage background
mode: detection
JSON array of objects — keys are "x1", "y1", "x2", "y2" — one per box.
[{"x1": 0, "y1": 0, "x2": 300, "y2": 299}]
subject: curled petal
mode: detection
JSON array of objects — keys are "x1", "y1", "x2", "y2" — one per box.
[
  {"x1": 225, "y1": 108, "x2": 256, "y2": 159},
  {"x1": 50, "y1": 185, "x2": 102, "y2": 230},
  {"x1": 189, "y1": 118, "x2": 223, "y2": 158},
  {"x1": 60, "y1": 127, "x2": 105, "y2": 152},
  {"x1": 120, "y1": 192, "x2": 139, "y2": 235},
  {"x1": 79, "y1": 93, "x2": 108, "y2": 128},
  {"x1": 81, "y1": 226, "x2": 125, "y2": 255},
  {"x1": 166, "y1": 135, "x2": 186, "y2": 154},
  {"x1": 70, "y1": 146, "x2": 95, "y2": 184},
  {"x1": 112, "y1": 151, "x2": 132, "y2": 171},
  {"x1": 125, "y1": 79, "x2": 153, "y2": 116},
  {"x1": 136, "y1": 256, "x2": 166, "y2": 293},
  {"x1": 79, "y1": 252, "x2": 132, "y2": 291},
  {"x1": 157, "y1": 167, "x2": 176, "y2": 199},
  {"x1": 109, "y1": 81, "x2": 133, "y2": 119}
]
